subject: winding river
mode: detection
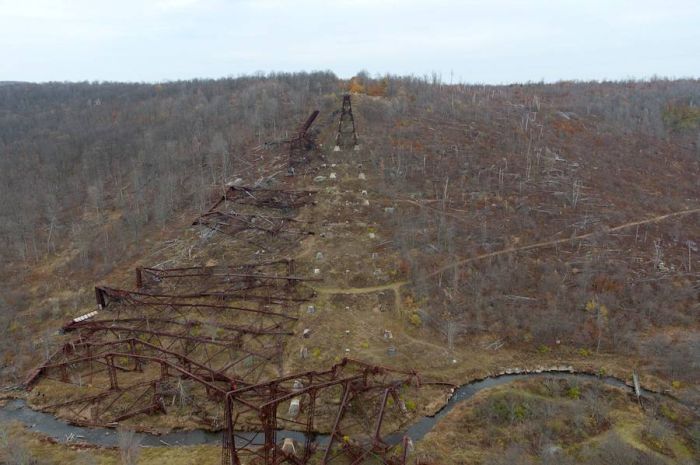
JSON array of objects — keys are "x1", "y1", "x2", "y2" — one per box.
[{"x1": 2, "y1": 371, "x2": 687, "y2": 449}]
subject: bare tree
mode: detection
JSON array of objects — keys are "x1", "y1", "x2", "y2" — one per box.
[{"x1": 117, "y1": 428, "x2": 142, "y2": 465}]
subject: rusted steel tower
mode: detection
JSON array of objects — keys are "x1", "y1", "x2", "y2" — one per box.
[{"x1": 334, "y1": 95, "x2": 358, "y2": 151}]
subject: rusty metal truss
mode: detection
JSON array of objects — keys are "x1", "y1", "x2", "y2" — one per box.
[
  {"x1": 205, "y1": 186, "x2": 317, "y2": 212},
  {"x1": 192, "y1": 186, "x2": 317, "y2": 252},
  {"x1": 95, "y1": 284, "x2": 302, "y2": 310},
  {"x1": 91, "y1": 285, "x2": 298, "y2": 372},
  {"x1": 222, "y1": 359, "x2": 425, "y2": 465},
  {"x1": 289, "y1": 110, "x2": 320, "y2": 171},
  {"x1": 134, "y1": 261, "x2": 319, "y2": 301},
  {"x1": 32, "y1": 338, "x2": 230, "y2": 426},
  {"x1": 24, "y1": 255, "x2": 320, "y2": 426},
  {"x1": 135, "y1": 259, "x2": 308, "y2": 289},
  {"x1": 334, "y1": 95, "x2": 358, "y2": 150},
  {"x1": 26, "y1": 319, "x2": 288, "y2": 425},
  {"x1": 25, "y1": 176, "x2": 319, "y2": 423},
  {"x1": 193, "y1": 211, "x2": 313, "y2": 240},
  {"x1": 61, "y1": 318, "x2": 287, "y2": 381}
]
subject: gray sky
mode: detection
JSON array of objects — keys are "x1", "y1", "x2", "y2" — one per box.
[{"x1": 1, "y1": 0, "x2": 699, "y2": 84}]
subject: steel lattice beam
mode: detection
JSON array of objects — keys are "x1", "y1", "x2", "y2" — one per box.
[
  {"x1": 222, "y1": 359, "x2": 423, "y2": 465},
  {"x1": 35, "y1": 346, "x2": 230, "y2": 426},
  {"x1": 289, "y1": 110, "x2": 321, "y2": 170},
  {"x1": 334, "y1": 95, "x2": 358, "y2": 150}
]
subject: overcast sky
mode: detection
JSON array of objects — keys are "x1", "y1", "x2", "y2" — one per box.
[{"x1": 1, "y1": 0, "x2": 699, "y2": 84}]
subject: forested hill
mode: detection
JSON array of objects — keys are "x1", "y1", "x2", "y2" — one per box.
[
  {"x1": 0, "y1": 73, "x2": 338, "y2": 379},
  {"x1": 0, "y1": 73, "x2": 338, "y2": 267},
  {"x1": 1, "y1": 74, "x2": 699, "y2": 387}
]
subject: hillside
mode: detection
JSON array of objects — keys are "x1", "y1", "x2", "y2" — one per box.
[{"x1": 1, "y1": 75, "x2": 699, "y2": 465}]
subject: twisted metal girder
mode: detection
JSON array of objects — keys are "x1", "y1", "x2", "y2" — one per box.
[
  {"x1": 35, "y1": 346, "x2": 229, "y2": 426},
  {"x1": 222, "y1": 359, "x2": 422, "y2": 465}
]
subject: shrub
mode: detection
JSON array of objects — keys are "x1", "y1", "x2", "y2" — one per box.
[
  {"x1": 663, "y1": 103, "x2": 700, "y2": 132},
  {"x1": 409, "y1": 313, "x2": 422, "y2": 327},
  {"x1": 641, "y1": 418, "x2": 674, "y2": 455},
  {"x1": 513, "y1": 404, "x2": 527, "y2": 420},
  {"x1": 658, "y1": 403, "x2": 678, "y2": 422},
  {"x1": 566, "y1": 386, "x2": 581, "y2": 400},
  {"x1": 405, "y1": 399, "x2": 417, "y2": 411}
]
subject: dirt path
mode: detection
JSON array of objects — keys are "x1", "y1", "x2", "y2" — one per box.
[
  {"x1": 313, "y1": 281, "x2": 408, "y2": 312},
  {"x1": 428, "y1": 208, "x2": 700, "y2": 278}
]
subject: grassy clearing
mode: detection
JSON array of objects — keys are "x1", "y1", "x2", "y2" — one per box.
[
  {"x1": 413, "y1": 378, "x2": 698, "y2": 465},
  {"x1": 1, "y1": 420, "x2": 221, "y2": 465}
]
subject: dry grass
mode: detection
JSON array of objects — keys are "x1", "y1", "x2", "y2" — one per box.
[{"x1": 413, "y1": 378, "x2": 697, "y2": 465}]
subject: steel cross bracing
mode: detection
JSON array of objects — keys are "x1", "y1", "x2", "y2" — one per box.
[
  {"x1": 61, "y1": 319, "x2": 286, "y2": 380},
  {"x1": 25, "y1": 258, "x2": 315, "y2": 426},
  {"x1": 135, "y1": 259, "x2": 300, "y2": 285},
  {"x1": 92, "y1": 286, "x2": 299, "y2": 371},
  {"x1": 135, "y1": 262, "x2": 319, "y2": 290},
  {"x1": 33, "y1": 340, "x2": 230, "y2": 426},
  {"x1": 26, "y1": 284, "x2": 299, "y2": 426},
  {"x1": 221, "y1": 359, "x2": 426, "y2": 465},
  {"x1": 334, "y1": 95, "x2": 358, "y2": 150},
  {"x1": 134, "y1": 261, "x2": 319, "y2": 303},
  {"x1": 192, "y1": 212, "x2": 313, "y2": 240},
  {"x1": 94, "y1": 284, "x2": 312, "y2": 311},
  {"x1": 204, "y1": 186, "x2": 317, "y2": 212},
  {"x1": 192, "y1": 186, "x2": 317, "y2": 249}
]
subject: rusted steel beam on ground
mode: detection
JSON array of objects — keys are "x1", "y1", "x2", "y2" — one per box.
[
  {"x1": 39, "y1": 339, "x2": 239, "y2": 385},
  {"x1": 204, "y1": 185, "x2": 316, "y2": 215},
  {"x1": 94, "y1": 286, "x2": 299, "y2": 319},
  {"x1": 136, "y1": 259, "x2": 313, "y2": 284},
  {"x1": 98, "y1": 284, "x2": 310, "y2": 303},
  {"x1": 64, "y1": 317, "x2": 294, "y2": 337},
  {"x1": 38, "y1": 351, "x2": 231, "y2": 426},
  {"x1": 135, "y1": 262, "x2": 319, "y2": 303},
  {"x1": 59, "y1": 325, "x2": 281, "y2": 380},
  {"x1": 223, "y1": 186, "x2": 317, "y2": 209},
  {"x1": 140, "y1": 259, "x2": 297, "y2": 274},
  {"x1": 192, "y1": 211, "x2": 314, "y2": 240}
]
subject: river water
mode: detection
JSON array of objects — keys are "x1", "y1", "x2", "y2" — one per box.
[{"x1": 0, "y1": 371, "x2": 653, "y2": 448}]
